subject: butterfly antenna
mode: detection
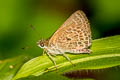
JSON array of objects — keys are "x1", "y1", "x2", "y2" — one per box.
[
  {"x1": 29, "y1": 24, "x2": 41, "y2": 38},
  {"x1": 21, "y1": 24, "x2": 41, "y2": 50}
]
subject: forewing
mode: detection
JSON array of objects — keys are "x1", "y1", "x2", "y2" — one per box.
[{"x1": 49, "y1": 10, "x2": 91, "y2": 52}]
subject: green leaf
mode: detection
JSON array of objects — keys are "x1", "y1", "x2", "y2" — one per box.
[
  {"x1": 0, "y1": 55, "x2": 29, "y2": 80},
  {"x1": 13, "y1": 35, "x2": 120, "y2": 80},
  {"x1": 15, "y1": 72, "x2": 71, "y2": 80}
]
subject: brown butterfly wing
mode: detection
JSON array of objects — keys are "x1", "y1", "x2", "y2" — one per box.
[{"x1": 48, "y1": 10, "x2": 91, "y2": 52}]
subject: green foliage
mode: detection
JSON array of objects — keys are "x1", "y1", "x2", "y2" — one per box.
[
  {"x1": 0, "y1": 0, "x2": 120, "y2": 80},
  {"x1": 0, "y1": 55, "x2": 29, "y2": 80},
  {"x1": 12, "y1": 35, "x2": 120, "y2": 80}
]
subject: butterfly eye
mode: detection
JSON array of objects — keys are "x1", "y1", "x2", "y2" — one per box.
[{"x1": 40, "y1": 43, "x2": 44, "y2": 47}]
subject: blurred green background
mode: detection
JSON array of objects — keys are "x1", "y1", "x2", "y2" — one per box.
[{"x1": 0, "y1": 0, "x2": 120, "y2": 80}]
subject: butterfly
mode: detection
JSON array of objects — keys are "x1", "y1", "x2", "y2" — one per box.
[{"x1": 37, "y1": 10, "x2": 92, "y2": 68}]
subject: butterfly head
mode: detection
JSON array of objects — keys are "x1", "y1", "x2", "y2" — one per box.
[{"x1": 37, "y1": 39, "x2": 48, "y2": 48}]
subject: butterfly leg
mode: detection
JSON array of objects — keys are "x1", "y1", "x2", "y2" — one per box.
[
  {"x1": 62, "y1": 54, "x2": 74, "y2": 66},
  {"x1": 46, "y1": 52, "x2": 57, "y2": 70},
  {"x1": 42, "y1": 49, "x2": 45, "y2": 55}
]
